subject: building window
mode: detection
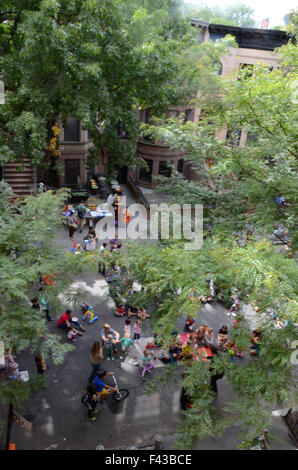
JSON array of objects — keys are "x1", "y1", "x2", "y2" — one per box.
[
  {"x1": 213, "y1": 61, "x2": 222, "y2": 76},
  {"x1": 64, "y1": 117, "x2": 80, "y2": 142},
  {"x1": 139, "y1": 158, "x2": 153, "y2": 183},
  {"x1": 64, "y1": 159, "x2": 80, "y2": 186},
  {"x1": 116, "y1": 121, "x2": 128, "y2": 139},
  {"x1": 245, "y1": 132, "x2": 259, "y2": 147},
  {"x1": 158, "y1": 161, "x2": 172, "y2": 178},
  {"x1": 226, "y1": 128, "x2": 241, "y2": 146},
  {"x1": 239, "y1": 64, "x2": 253, "y2": 80},
  {"x1": 183, "y1": 109, "x2": 193, "y2": 123},
  {"x1": 143, "y1": 110, "x2": 153, "y2": 142},
  {"x1": 144, "y1": 110, "x2": 151, "y2": 124},
  {"x1": 177, "y1": 159, "x2": 184, "y2": 173}
]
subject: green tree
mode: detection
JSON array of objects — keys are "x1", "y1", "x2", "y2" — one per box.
[
  {"x1": 119, "y1": 43, "x2": 298, "y2": 448},
  {"x1": 142, "y1": 43, "x2": 298, "y2": 249},
  {"x1": 0, "y1": 0, "x2": 199, "y2": 175},
  {"x1": 0, "y1": 183, "x2": 103, "y2": 433}
]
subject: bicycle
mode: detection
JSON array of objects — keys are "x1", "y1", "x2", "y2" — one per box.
[{"x1": 110, "y1": 374, "x2": 129, "y2": 402}]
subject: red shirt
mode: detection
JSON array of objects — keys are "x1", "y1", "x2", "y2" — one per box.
[{"x1": 57, "y1": 312, "x2": 69, "y2": 326}]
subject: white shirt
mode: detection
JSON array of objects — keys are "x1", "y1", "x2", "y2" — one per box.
[{"x1": 107, "y1": 194, "x2": 115, "y2": 205}]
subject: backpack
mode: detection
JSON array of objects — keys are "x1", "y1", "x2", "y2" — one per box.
[{"x1": 76, "y1": 205, "x2": 86, "y2": 218}]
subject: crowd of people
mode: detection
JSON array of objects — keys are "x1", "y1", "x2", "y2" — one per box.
[{"x1": 0, "y1": 193, "x2": 266, "y2": 425}]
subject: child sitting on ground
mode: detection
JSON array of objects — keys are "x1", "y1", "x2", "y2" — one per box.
[
  {"x1": 188, "y1": 333, "x2": 197, "y2": 349},
  {"x1": 137, "y1": 307, "x2": 150, "y2": 325},
  {"x1": 181, "y1": 340, "x2": 195, "y2": 361},
  {"x1": 228, "y1": 300, "x2": 240, "y2": 318},
  {"x1": 67, "y1": 327, "x2": 79, "y2": 341},
  {"x1": 205, "y1": 327, "x2": 214, "y2": 344},
  {"x1": 115, "y1": 304, "x2": 125, "y2": 317},
  {"x1": 145, "y1": 340, "x2": 156, "y2": 359},
  {"x1": 217, "y1": 325, "x2": 228, "y2": 350},
  {"x1": 170, "y1": 338, "x2": 183, "y2": 364},
  {"x1": 141, "y1": 350, "x2": 154, "y2": 381},
  {"x1": 184, "y1": 315, "x2": 196, "y2": 332}
]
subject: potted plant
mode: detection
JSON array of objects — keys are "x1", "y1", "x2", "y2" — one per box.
[{"x1": 69, "y1": 191, "x2": 89, "y2": 203}]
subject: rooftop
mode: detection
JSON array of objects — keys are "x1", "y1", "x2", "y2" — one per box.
[{"x1": 191, "y1": 18, "x2": 295, "y2": 51}]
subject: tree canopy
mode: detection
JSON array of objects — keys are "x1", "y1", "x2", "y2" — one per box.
[
  {"x1": 0, "y1": 0, "x2": 199, "y2": 173},
  {"x1": 120, "y1": 42, "x2": 298, "y2": 448}
]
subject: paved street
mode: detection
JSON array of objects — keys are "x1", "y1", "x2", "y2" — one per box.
[{"x1": 1, "y1": 186, "x2": 295, "y2": 450}]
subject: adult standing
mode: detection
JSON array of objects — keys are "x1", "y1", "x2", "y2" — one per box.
[
  {"x1": 38, "y1": 287, "x2": 53, "y2": 321},
  {"x1": 88, "y1": 342, "x2": 104, "y2": 383},
  {"x1": 67, "y1": 209, "x2": 78, "y2": 240},
  {"x1": 107, "y1": 193, "x2": 115, "y2": 206},
  {"x1": 76, "y1": 201, "x2": 87, "y2": 233}
]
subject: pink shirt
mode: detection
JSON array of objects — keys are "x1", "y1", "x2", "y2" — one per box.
[
  {"x1": 124, "y1": 324, "x2": 131, "y2": 335},
  {"x1": 57, "y1": 312, "x2": 69, "y2": 326},
  {"x1": 133, "y1": 323, "x2": 141, "y2": 334}
]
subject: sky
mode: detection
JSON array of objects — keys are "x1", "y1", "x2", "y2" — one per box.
[{"x1": 187, "y1": 0, "x2": 297, "y2": 27}]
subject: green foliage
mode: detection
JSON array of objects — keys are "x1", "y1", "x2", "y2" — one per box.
[
  {"x1": 142, "y1": 44, "x2": 298, "y2": 250},
  {"x1": 0, "y1": 0, "x2": 200, "y2": 173},
  {"x1": 0, "y1": 186, "x2": 103, "y2": 416},
  {"x1": 120, "y1": 44, "x2": 298, "y2": 446}
]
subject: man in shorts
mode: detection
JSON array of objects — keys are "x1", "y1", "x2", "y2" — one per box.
[{"x1": 76, "y1": 201, "x2": 87, "y2": 233}]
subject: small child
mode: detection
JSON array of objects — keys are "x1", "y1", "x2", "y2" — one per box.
[
  {"x1": 138, "y1": 308, "x2": 150, "y2": 322},
  {"x1": 133, "y1": 320, "x2": 142, "y2": 341},
  {"x1": 5, "y1": 349, "x2": 19, "y2": 380},
  {"x1": 35, "y1": 354, "x2": 46, "y2": 375},
  {"x1": 218, "y1": 325, "x2": 228, "y2": 350},
  {"x1": 120, "y1": 332, "x2": 133, "y2": 353},
  {"x1": 104, "y1": 333, "x2": 115, "y2": 360},
  {"x1": 93, "y1": 370, "x2": 116, "y2": 401},
  {"x1": 228, "y1": 300, "x2": 240, "y2": 318},
  {"x1": 115, "y1": 304, "x2": 125, "y2": 317},
  {"x1": 124, "y1": 319, "x2": 131, "y2": 336},
  {"x1": 145, "y1": 340, "x2": 156, "y2": 359},
  {"x1": 141, "y1": 350, "x2": 154, "y2": 381},
  {"x1": 205, "y1": 327, "x2": 214, "y2": 344},
  {"x1": 81, "y1": 384, "x2": 99, "y2": 421},
  {"x1": 67, "y1": 327, "x2": 78, "y2": 341},
  {"x1": 184, "y1": 316, "x2": 196, "y2": 332},
  {"x1": 181, "y1": 340, "x2": 194, "y2": 361},
  {"x1": 170, "y1": 338, "x2": 183, "y2": 364},
  {"x1": 188, "y1": 333, "x2": 197, "y2": 348}
]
